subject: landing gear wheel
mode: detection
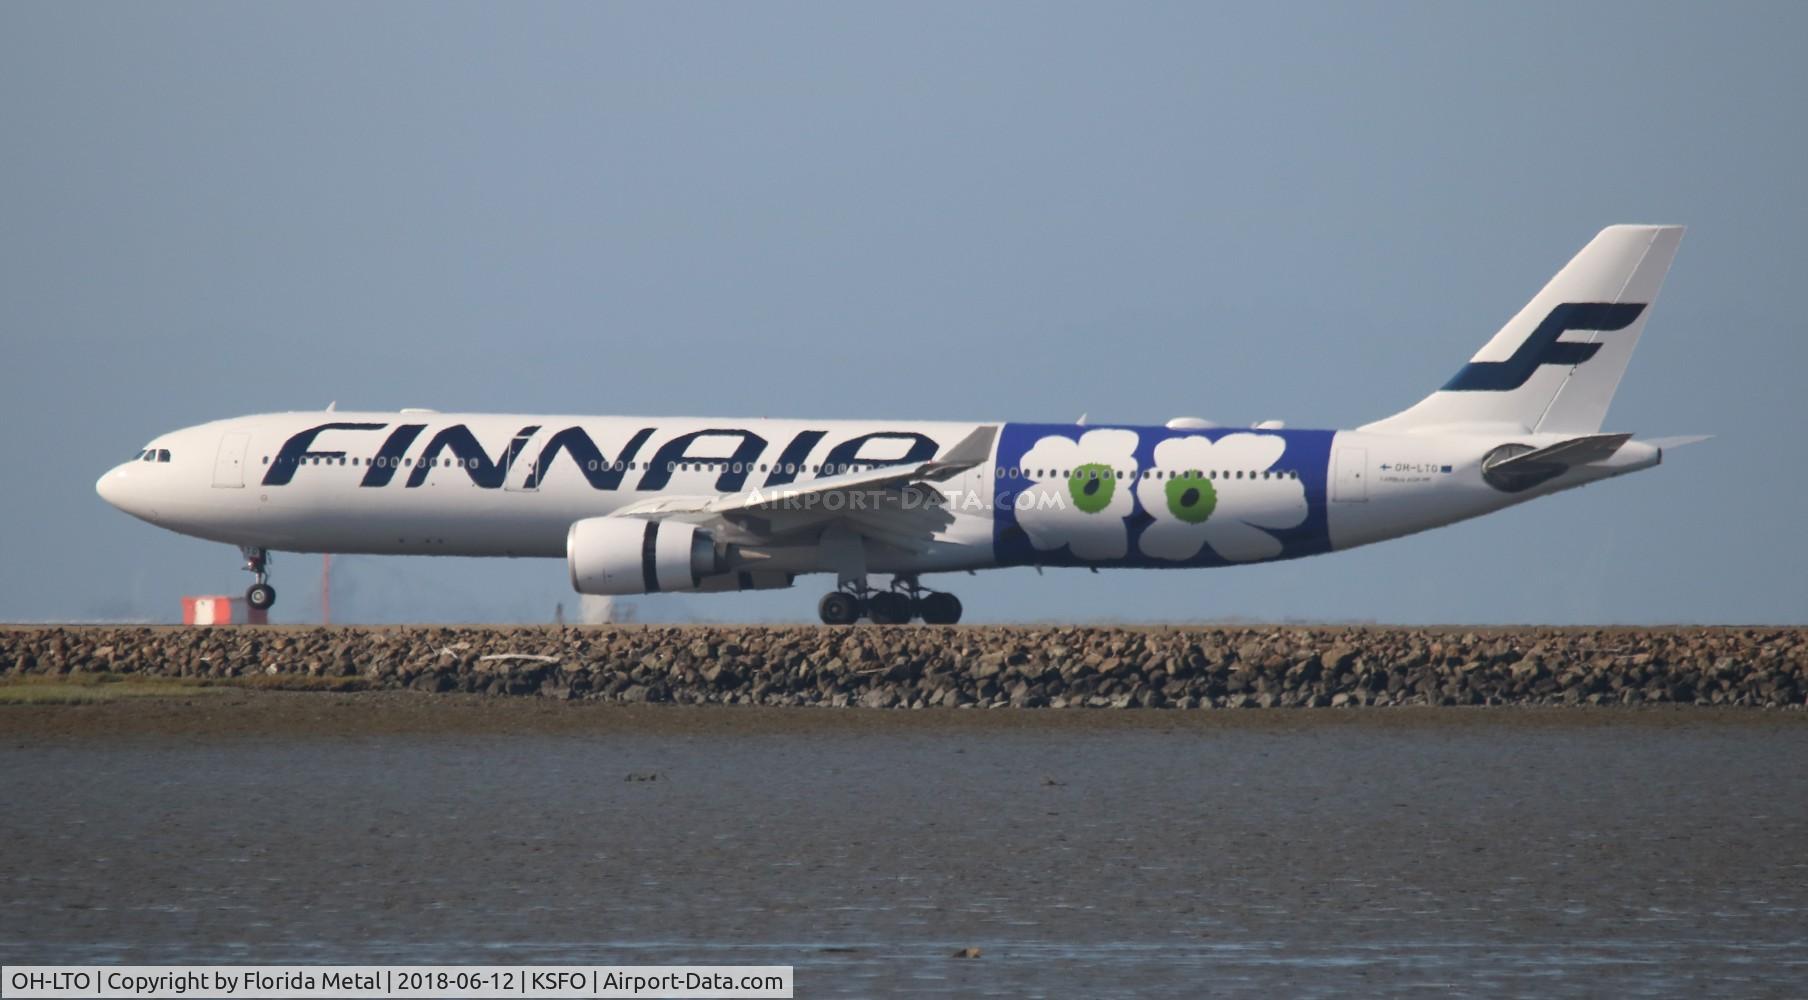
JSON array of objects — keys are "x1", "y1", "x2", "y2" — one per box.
[
  {"x1": 818, "y1": 591, "x2": 862, "y2": 626},
  {"x1": 239, "y1": 546, "x2": 275, "y2": 612},
  {"x1": 919, "y1": 591, "x2": 962, "y2": 625},
  {"x1": 867, "y1": 591, "x2": 913, "y2": 625}
]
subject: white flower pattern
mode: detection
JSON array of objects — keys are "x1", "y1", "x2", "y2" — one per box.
[
  {"x1": 1013, "y1": 429, "x2": 1140, "y2": 560},
  {"x1": 1134, "y1": 433, "x2": 1308, "y2": 562}
]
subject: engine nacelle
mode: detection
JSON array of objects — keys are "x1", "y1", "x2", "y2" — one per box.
[{"x1": 567, "y1": 517, "x2": 728, "y2": 595}]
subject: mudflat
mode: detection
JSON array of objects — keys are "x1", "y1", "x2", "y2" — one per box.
[{"x1": 3, "y1": 694, "x2": 1804, "y2": 998}]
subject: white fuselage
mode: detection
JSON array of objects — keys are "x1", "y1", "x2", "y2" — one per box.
[{"x1": 97, "y1": 410, "x2": 1660, "y2": 583}]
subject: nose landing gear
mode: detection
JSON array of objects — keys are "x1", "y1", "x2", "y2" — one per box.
[
  {"x1": 241, "y1": 546, "x2": 276, "y2": 611},
  {"x1": 815, "y1": 575, "x2": 963, "y2": 625}
]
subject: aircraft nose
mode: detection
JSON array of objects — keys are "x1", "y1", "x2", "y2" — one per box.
[
  {"x1": 96, "y1": 465, "x2": 136, "y2": 513},
  {"x1": 96, "y1": 467, "x2": 120, "y2": 505}
]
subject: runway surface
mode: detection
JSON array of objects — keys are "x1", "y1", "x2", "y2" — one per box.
[{"x1": 3, "y1": 695, "x2": 1805, "y2": 997}]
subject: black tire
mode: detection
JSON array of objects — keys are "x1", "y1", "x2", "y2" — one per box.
[
  {"x1": 867, "y1": 591, "x2": 913, "y2": 625},
  {"x1": 919, "y1": 591, "x2": 962, "y2": 625},
  {"x1": 246, "y1": 582, "x2": 277, "y2": 611},
  {"x1": 818, "y1": 591, "x2": 861, "y2": 626}
]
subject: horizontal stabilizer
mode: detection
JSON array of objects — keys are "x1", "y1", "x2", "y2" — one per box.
[
  {"x1": 1642, "y1": 434, "x2": 1713, "y2": 450},
  {"x1": 1488, "y1": 433, "x2": 1633, "y2": 474}
]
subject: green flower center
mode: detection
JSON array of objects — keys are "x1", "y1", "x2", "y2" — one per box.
[
  {"x1": 1068, "y1": 464, "x2": 1115, "y2": 514},
  {"x1": 1164, "y1": 474, "x2": 1216, "y2": 524}
]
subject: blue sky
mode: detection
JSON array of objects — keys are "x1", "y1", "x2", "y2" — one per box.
[{"x1": 2, "y1": 2, "x2": 1802, "y2": 624}]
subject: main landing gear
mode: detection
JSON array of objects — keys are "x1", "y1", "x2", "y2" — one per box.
[
  {"x1": 241, "y1": 546, "x2": 276, "y2": 611},
  {"x1": 817, "y1": 575, "x2": 962, "y2": 626}
]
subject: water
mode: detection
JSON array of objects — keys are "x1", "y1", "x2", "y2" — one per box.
[{"x1": 3, "y1": 701, "x2": 1805, "y2": 997}]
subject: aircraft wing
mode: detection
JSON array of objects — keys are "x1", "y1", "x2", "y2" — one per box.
[{"x1": 607, "y1": 426, "x2": 997, "y2": 551}]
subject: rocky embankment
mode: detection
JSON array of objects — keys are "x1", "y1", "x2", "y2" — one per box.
[{"x1": 6, "y1": 625, "x2": 1806, "y2": 709}]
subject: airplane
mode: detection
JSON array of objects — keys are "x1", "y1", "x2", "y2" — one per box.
[{"x1": 97, "y1": 225, "x2": 1701, "y2": 625}]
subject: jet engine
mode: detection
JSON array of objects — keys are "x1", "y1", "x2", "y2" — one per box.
[{"x1": 567, "y1": 517, "x2": 732, "y2": 595}]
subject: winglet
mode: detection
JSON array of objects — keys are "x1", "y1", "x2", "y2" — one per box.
[{"x1": 919, "y1": 426, "x2": 998, "y2": 481}]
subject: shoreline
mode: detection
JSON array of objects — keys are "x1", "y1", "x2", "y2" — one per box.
[
  {"x1": 4, "y1": 689, "x2": 1803, "y2": 742},
  {"x1": 6, "y1": 624, "x2": 1805, "y2": 712}
]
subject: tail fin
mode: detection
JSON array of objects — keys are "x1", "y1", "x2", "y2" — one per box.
[{"x1": 1363, "y1": 225, "x2": 1684, "y2": 435}]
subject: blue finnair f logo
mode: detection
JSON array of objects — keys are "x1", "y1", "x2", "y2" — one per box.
[{"x1": 1442, "y1": 302, "x2": 1646, "y2": 392}]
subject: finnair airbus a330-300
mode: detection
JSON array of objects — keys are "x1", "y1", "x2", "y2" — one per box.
[{"x1": 99, "y1": 226, "x2": 1702, "y2": 624}]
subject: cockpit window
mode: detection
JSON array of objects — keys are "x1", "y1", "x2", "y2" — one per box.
[
  {"x1": 140, "y1": 451, "x2": 154, "y2": 462},
  {"x1": 157, "y1": 449, "x2": 171, "y2": 463}
]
